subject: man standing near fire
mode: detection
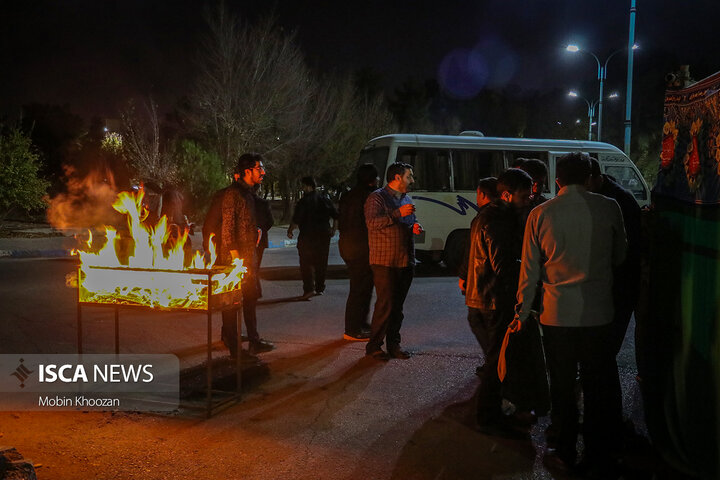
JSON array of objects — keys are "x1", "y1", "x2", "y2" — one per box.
[{"x1": 204, "y1": 152, "x2": 275, "y2": 357}]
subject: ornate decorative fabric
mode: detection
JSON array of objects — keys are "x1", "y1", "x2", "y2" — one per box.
[{"x1": 655, "y1": 70, "x2": 720, "y2": 202}]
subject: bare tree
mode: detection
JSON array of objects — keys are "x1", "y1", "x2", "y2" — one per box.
[
  {"x1": 191, "y1": 7, "x2": 315, "y2": 172},
  {"x1": 121, "y1": 99, "x2": 177, "y2": 186},
  {"x1": 189, "y1": 6, "x2": 397, "y2": 221},
  {"x1": 315, "y1": 76, "x2": 396, "y2": 185}
]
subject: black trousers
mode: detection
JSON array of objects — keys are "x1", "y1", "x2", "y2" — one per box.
[
  {"x1": 221, "y1": 266, "x2": 260, "y2": 347},
  {"x1": 298, "y1": 235, "x2": 331, "y2": 294},
  {"x1": 543, "y1": 324, "x2": 623, "y2": 463},
  {"x1": 256, "y1": 246, "x2": 266, "y2": 298},
  {"x1": 468, "y1": 307, "x2": 512, "y2": 424},
  {"x1": 344, "y1": 258, "x2": 374, "y2": 335},
  {"x1": 366, "y1": 265, "x2": 413, "y2": 354},
  {"x1": 611, "y1": 298, "x2": 635, "y2": 356}
]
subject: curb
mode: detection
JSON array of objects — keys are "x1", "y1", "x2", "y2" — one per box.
[
  {"x1": 0, "y1": 234, "x2": 337, "y2": 259},
  {"x1": 0, "y1": 249, "x2": 73, "y2": 259}
]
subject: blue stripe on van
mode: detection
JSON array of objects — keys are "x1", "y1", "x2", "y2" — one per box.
[{"x1": 412, "y1": 195, "x2": 480, "y2": 215}]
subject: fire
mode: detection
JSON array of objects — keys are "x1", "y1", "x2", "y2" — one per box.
[{"x1": 77, "y1": 188, "x2": 245, "y2": 310}]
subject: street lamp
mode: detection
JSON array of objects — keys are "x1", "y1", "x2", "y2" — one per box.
[
  {"x1": 566, "y1": 44, "x2": 625, "y2": 142},
  {"x1": 568, "y1": 91, "x2": 619, "y2": 141},
  {"x1": 568, "y1": 91, "x2": 597, "y2": 141}
]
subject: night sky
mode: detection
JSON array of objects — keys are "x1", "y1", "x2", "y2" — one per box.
[{"x1": 1, "y1": 0, "x2": 718, "y2": 119}]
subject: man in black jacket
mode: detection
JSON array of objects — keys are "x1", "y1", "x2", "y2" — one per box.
[
  {"x1": 287, "y1": 176, "x2": 339, "y2": 298},
  {"x1": 589, "y1": 158, "x2": 642, "y2": 355},
  {"x1": 254, "y1": 185, "x2": 274, "y2": 298},
  {"x1": 338, "y1": 164, "x2": 379, "y2": 340},
  {"x1": 458, "y1": 168, "x2": 532, "y2": 436},
  {"x1": 203, "y1": 153, "x2": 275, "y2": 357}
]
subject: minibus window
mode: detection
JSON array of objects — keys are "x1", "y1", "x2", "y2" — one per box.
[
  {"x1": 396, "y1": 147, "x2": 451, "y2": 191},
  {"x1": 505, "y1": 151, "x2": 549, "y2": 167},
  {"x1": 451, "y1": 149, "x2": 504, "y2": 190},
  {"x1": 358, "y1": 146, "x2": 390, "y2": 179},
  {"x1": 605, "y1": 165, "x2": 648, "y2": 200},
  {"x1": 505, "y1": 151, "x2": 550, "y2": 193}
]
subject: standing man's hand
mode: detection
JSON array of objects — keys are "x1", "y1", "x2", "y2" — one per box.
[
  {"x1": 287, "y1": 228, "x2": 294, "y2": 239},
  {"x1": 508, "y1": 317, "x2": 523, "y2": 333},
  {"x1": 412, "y1": 222, "x2": 423, "y2": 235},
  {"x1": 398, "y1": 204, "x2": 415, "y2": 217},
  {"x1": 458, "y1": 278, "x2": 466, "y2": 294}
]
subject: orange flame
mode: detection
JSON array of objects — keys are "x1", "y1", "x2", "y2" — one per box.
[{"x1": 77, "y1": 189, "x2": 244, "y2": 310}]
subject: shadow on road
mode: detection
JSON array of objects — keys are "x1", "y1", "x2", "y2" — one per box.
[
  {"x1": 237, "y1": 340, "x2": 384, "y2": 427},
  {"x1": 387, "y1": 390, "x2": 537, "y2": 480}
]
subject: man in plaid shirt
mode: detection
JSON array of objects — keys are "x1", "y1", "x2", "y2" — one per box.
[{"x1": 364, "y1": 162, "x2": 423, "y2": 361}]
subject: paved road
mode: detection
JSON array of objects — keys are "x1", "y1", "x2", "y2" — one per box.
[{"x1": 0, "y1": 247, "x2": 657, "y2": 480}]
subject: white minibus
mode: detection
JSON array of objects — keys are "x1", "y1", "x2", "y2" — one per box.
[{"x1": 358, "y1": 133, "x2": 650, "y2": 270}]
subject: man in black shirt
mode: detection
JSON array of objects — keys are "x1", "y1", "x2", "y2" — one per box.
[
  {"x1": 338, "y1": 164, "x2": 379, "y2": 340},
  {"x1": 589, "y1": 158, "x2": 642, "y2": 355},
  {"x1": 287, "y1": 176, "x2": 339, "y2": 299}
]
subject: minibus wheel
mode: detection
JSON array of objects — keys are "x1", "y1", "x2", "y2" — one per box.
[{"x1": 443, "y1": 229, "x2": 469, "y2": 274}]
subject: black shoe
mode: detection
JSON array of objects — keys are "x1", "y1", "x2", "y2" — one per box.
[
  {"x1": 344, "y1": 331, "x2": 370, "y2": 341},
  {"x1": 388, "y1": 346, "x2": 411, "y2": 359},
  {"x1": 249, "y1": 339, "x2": 275, "y2": 354},
  {"x1": 545, "y1": 423, "x2": 559, "y2": 450},
  {"x1": 366, "y1": 350, "x2": 390, "y2": 362},
  {"x1": 314, "y1": 290, "x2": 324, "y2": 296},
  {"x1": 299, "y1": 291, "x2": 314, "y2": 300},
  {"x1": 575, "y1": 454, "x2": 621, "y2": 479},
  {"x1": 511, "y1": 410, "x2": 538, "y2": 426},
  {"x1": 543, "y1": 451, "x2": 576, "y2": 474}
]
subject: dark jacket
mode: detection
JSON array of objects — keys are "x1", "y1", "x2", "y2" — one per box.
[
  {"x1": 338, "y1": 185, "x2": 373, "y2": 262},
  {"x1": 598, "y1": 174, "x2": 642, "y2": 306},
  {"x1": 203, "y1": 181, "x2": 257, "y2": 268},
  {"x1": 459, "y1": 200, "x2": 522, "y2": 311},
  {"x1": 292, "y1": 190, "x2": 338, "y2": 243},
  {"x1": 254, "y1": 195, "x2": 274, "y2": 250}
]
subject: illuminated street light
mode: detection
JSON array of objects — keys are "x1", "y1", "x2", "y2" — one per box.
[
  {"x1": 568, "y1": 91, "x2": 596, "y2": 141},
  {"x1": 566, "y1": 44, "x2": 626, "y2": 142},
  {"x1": 567, "y1": 90, "x2": 619, "y2": 141}
]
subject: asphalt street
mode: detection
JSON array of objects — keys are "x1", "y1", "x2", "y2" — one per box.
[{"x1": 0, "y1": 245, "x2": 658, "y2": 479}]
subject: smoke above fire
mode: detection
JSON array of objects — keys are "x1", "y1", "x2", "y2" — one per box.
[{"x1": 47, "y1": 165, "x2": 122, "y2": 229}]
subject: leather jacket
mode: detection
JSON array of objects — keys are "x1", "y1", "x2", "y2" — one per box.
[{"x1": 459, "y1": 201, "x2": 522, "y2": 311}]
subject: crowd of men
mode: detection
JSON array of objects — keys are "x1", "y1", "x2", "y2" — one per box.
[{"x1": 204, "y1": 151, "x2": 640, "y2": 479}]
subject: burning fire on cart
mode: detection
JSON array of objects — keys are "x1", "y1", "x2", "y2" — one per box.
[{"x1": 74, "y1": 187, "x2": 245, "y2": 311}]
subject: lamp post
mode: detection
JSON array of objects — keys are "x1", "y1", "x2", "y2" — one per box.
[
  {"x1": 568, "y1": 91, "x2": 596, "y2": 141},
  {"x1": 568, "y1": 91, "x2": 618, "y2": 141},
  {"x1": 624, "y1": 0, "x2": 638, "y2": 155},
  {"x1": 566, "y1": 44, "x2": 625, "y2": 142}
]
